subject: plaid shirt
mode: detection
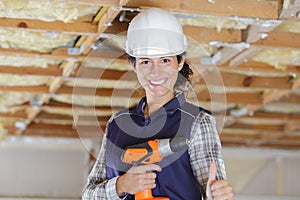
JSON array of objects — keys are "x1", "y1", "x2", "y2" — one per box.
[{"x1": 82, "y1": 111, "x2": 226, "y2": 200}]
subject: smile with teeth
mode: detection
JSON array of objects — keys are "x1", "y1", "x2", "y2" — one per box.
[{"x1": 149, "y1": 79, "x2": 167, "y2": 85}]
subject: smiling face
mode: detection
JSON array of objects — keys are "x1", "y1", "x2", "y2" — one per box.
[{"x1": 134, "y1": 56, "x2": 184, "y2": 102}]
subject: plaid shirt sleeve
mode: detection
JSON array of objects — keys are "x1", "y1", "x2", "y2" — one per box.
[
  {"x1": 188, "y1": 111, "x2": 227, "y2": 200},
  {"x1": 82, "y1": 135, "x2": 126, "y2": 200}
]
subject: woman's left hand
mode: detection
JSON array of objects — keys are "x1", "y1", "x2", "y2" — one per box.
[{"x1": 206, "y1": 163, "x2": 234, "y2": 200}]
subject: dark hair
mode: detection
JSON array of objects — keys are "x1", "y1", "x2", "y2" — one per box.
[{"x1": 127, "y1": 53, "x2": 193, "y2": 90}]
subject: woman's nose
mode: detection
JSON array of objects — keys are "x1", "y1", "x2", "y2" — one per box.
[{"x1": 150, "y1": 63, "x2": 161, "y2": 76}]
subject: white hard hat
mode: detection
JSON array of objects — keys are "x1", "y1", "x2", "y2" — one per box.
[{"x1": 125, "y1": 8, "x2": 187, "y2": 57}]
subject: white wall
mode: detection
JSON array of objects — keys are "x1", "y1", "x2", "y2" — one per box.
[
  {"x1": 0, "y1": 137, "x2": 94, "y2": 199},
  {"x1": 0, "y1": 136, "x2": 299, "y2": 199}
]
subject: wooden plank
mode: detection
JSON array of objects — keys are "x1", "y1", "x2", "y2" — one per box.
[
  {"x1": 220, "y1": 132, "x2": 300, "y2": 149},
  {"x1": 254, "y1": 31, "x2": 300, "y2": 49},
  {"x1": 220, "y1": 72, "x2": 293, "y2": 89},
  {"x1": 219, "y1": 61, "x2": 300, "y2": 75},
  {"x1": 195, "y1": 71, "x2": 294, "y2": 89},
  {"x1": 0, "y1": 65, "x2": 62, "y2": 76},
  {"x1": 68, "y1": 0, "x2": 120, "y2": 6},
  {"x1": 242, "y1": 22, "x2": 281, "y2": 43},
  {"x1": 73, "y1": 67, "x2": 136, "y2": 80},
  {"x1": 0, "y1": 17, "x2": 98, "y2": 35},
  {"x1": 226, "y1": 122, "x2": 284, "y2": 131},
  {"x1": 280, "y1": 0, "x2": 300, "y2": 19},
  {"x1": 195, "y1": 89, "x2": 263, "y2": 104},
  {"x1": 58, "y1": 85, "x2": 143, "y2": 98},
  {"x1": 0, "y1": 47, "x2": 86, "y2": 61},
  {"x1": 215, "y1": 47, "x2": 248, "y2": 65},
  {"x1": 241, "y1": 111, "x2": 300, "y2": 120},
  {"x1": 229, "y1": 46, "x2": 262, "y2": 67},
  {"x1": 125, "y1": 0, "x2": 279, "y2": 19},
  {"x1": 0, "y1": 111, "x2": 27, "y2": 118},
  {"x1": 183, "y1": 26, "x2": 242, "y2": 43},
  {"x1": 0, "y1": 85, "x2": 48, "y2": 93},
  {"x1": 24, "y1": 123, "x2": 104, "y2": 138},
  {"x1": 0, "y1": 47, "x2": 125, "y2": 62},
  {"x1": 278, "y1": 93, "x2": 300, "y2": 104}
]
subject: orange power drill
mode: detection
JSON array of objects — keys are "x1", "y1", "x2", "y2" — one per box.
[{"x1": 121, "y1": 137, "x2": 189, "y2": 200}]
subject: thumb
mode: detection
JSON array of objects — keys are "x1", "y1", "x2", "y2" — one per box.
[
  {"x1": 206, "y1": 163, "x2": 217, "y2": 200},
  {"x1": 208, "y1": 162, "x2": 217, "y2": 183}
]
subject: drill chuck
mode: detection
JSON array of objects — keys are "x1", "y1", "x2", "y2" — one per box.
[
  {"x1": 158, "y1": 137, "x2": 189, "y2": 157},
  {"x1": 121, "y1": 137, "x2": 189, "y2": 165}
]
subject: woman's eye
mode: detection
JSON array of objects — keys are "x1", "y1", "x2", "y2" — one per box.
[
  {"x1": 162, "y1": 59, "x2": 170, "y2": 63},
  {"x1": 141, "y1": 60, "x2": 150, "y2": 65}
]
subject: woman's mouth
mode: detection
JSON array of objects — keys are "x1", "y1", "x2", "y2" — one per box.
[{"x1": 149, "y1": 79, "x2": 167, "y2": 86}]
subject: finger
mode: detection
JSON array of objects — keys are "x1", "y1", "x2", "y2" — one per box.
[
  {"x1": 137, "y1": 172, "x2": 157, "y2": 180},
  {"x1": 213, "y1": 191, "x2": 234, "y2": 200},
  {"x1": 212, "y1": 183, "x2": 232, "y2": 197},
  {"x1": 211, "y1": 180, "x2": 230, "y2": 191},
  {"x1": 208, "y1": 162, "x2": 217, "y2": 183},
  {"x1": 130, "y1": 164, "x2": 161, "y2": 173}
]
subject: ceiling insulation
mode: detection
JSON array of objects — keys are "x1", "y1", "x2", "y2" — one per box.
[
  {"x1": 252, "y1": 48, "x2": 300, "y2": 69},
  {"x1": 0, "y1": 0, "x2": 100, "y2": 22},
  {"x1": 0, "y1": 55, "x2": 61, "y2": 68},
  {"x1": 0, "y1": 29, "x2": 77, "y2": 52}
]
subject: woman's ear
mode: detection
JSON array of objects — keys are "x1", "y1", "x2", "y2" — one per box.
[{"x1": 178, "y1": 56, "x2": 185, "y2": 71}]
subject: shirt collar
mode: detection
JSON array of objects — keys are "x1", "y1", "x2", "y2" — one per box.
[{"x1": 134, "y1": 93, "x2": 186, "y2": 116}]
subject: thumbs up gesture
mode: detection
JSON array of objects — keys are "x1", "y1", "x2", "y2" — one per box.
[{"x1": 206, "y1": 163, "x2": 234, "y2": 200}]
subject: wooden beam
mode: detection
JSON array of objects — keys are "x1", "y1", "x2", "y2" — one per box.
[
  {"x1": 195, "y1": 71, "x2": 295, "y2": 89},
  {"x1": 241, "y1": 111, "x2": 300, "y2": 120},
  {"x1": 24, "y1": 123, "x2": 104, "y2": 138},
  {"x1": 0, "y1": 85, "x2": 48, "y2": 93},
  {"x1": 0, "y1": 65, "x2": 62, "y2": 76},
  {"x1": 242, "y1": 22, "x2": 281, "y2": 43},
  {"x1": 254, "y1": 31, "x2": 300, "y2": 49},
  {"x1": 80, "y1": 1, "x2": 130, "y2": 55},
  {"x1": 125, "y1": 0, "x2": 279, "y2": 19},
  {"x1": 194, "y1": 89, "x2": 263, "y2": 104},
  {"x1": 0, "y1": 111, "x2": 27, "y2": 118},
  {"x1": 225, "y1": 122, "x2": 284, "y2": 131},
  {"x1": 215, "y1": 46, "x2": 248, "y2": 66},
  {"x1": 65, "y1": 0, "x2": 121, "y2": 6},
  {"x1": 219, "y1": 61, "x2": 300, "y2": 75},
  {"x1": 183, "y1": 26, "x2": 242, "y2": 43},
  {"x1": 278, "y1": 93, "x2": 300, "y2": 104},
  {"x1": 280, "y1": 0, "x2": 300, "y2": 19},
  {"x1": 0, "y1": 47, "x2": 86, "y2": 61},
  {"x1": 73, "y1": 67, "x2": 135, "y2": 80},
  {"x1": 0, "y1": 17, "x2": 98, "y2": 35},
  {"x1": 58, "y1": 85, "x2": 143, "y2": 98},
  {"x1": 228, "y1": 46, "x2": 262, "y2": 67},
  {"x1": 220, "y1": 131, "x2": 300, "y2": 149}
]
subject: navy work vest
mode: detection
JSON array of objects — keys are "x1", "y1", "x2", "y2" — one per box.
[{"x1": 106, "y1": 94, "x2": 209, "y2": 200}]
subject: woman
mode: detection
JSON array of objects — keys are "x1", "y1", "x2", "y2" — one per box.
[{"x1": 82, "y1": 8, "x2": 233, "y2": 200}]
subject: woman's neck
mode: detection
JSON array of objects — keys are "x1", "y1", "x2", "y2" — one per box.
[{"x1": 143, "y1": 93, "x2": 175, "y2": 118}]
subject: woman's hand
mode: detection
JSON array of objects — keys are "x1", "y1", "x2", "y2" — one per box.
[
  {"x1": 116, "y1": 164, "x2": 161, "y2": 196},
  {"x1": 206, "y1": 163, "x2": 234, "y2": 200}
]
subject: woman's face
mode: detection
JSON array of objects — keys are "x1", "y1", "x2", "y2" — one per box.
[{"x1": 134, "y1": 56, "x2": 184, "y2": 99}]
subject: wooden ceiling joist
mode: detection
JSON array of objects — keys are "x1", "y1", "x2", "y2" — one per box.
[
  {"x1": 0, "y1": 47, "x2": 86, "y2": 61},
  {"x1": 254, "y1": 31, "x2": 300, "y2": 49},
  {"x1": 183, "y1": 26, "x2": 242, "y2": 43},
  {"x1": 125, "y1": 0, "x2": 279, "y2": 19},
  {"x1": 219, "y1": 61, "x2": 300, "y2": 76},
  {"x1": 0, "y1": 65, "x2": 62, "y2": 77},
  {"x1": 196, "y1": 71, "x2": 295, "y2": 89},
  {"x1": 0, "y1": 17, "x2": 98, "y2": 35},
  {"x1": 66, "y1": 0, "x2": 122, "y2": 6}
]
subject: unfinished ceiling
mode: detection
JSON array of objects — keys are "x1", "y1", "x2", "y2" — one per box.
[{"x1": 0, "y1": 0, "x2": 299, "y2": 149}]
